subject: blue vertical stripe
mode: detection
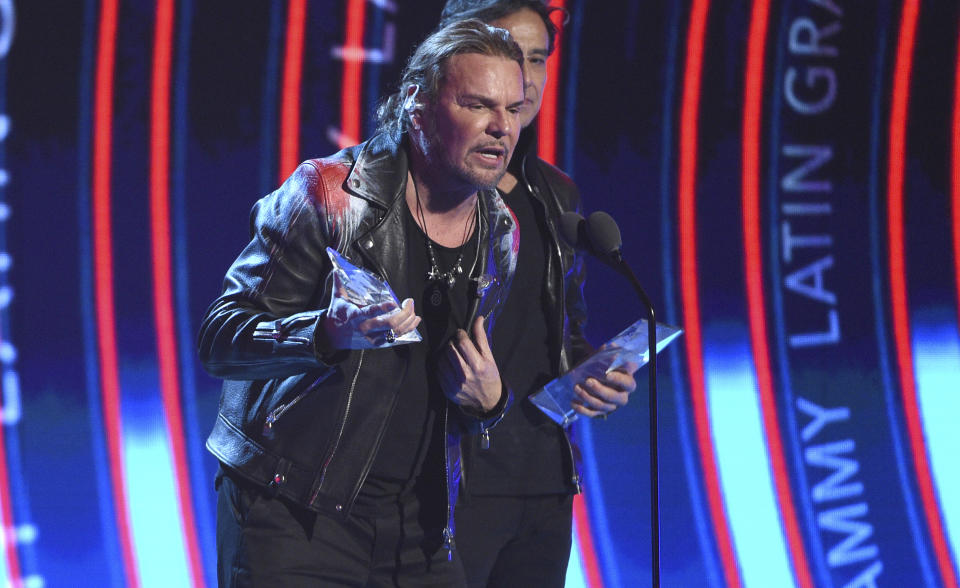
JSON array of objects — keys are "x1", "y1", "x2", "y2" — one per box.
[
  {"x1": 1, "y1": 385, "x2": 39, "y2": 581},
  {"x1": 561, "y1": 0, "x2": 583, "y2": 176},
  {"x1": 171, "y1": 0, "x2": 216, "y2": 583},
  {"x1": 364, "y1": 2, "x2": 385, "y2": 140},
  {"x1": 259, "y1": 0, "x2": 284, "y2": 196},
  {"x1": 911, "y1": 312, "x2": 960, "y2": 572},
  {"x1": 123, "y1": 398, "x2": 192, "y2": 588},
  {"x1": 0, "y1": 0, "x2": 40, "y2": 580},
  {"x1": 578, "y1": 418, "x2": 622, "y2": 587},
  {"x1": 866, "y1": 1, "x2": 937, "y2": 583},
  {"x1": 0, "y1": 3, "x2": 12, "y2": 581},
  {"x1": 704, "y1": 339, "x2": 795, "y2": 588}
]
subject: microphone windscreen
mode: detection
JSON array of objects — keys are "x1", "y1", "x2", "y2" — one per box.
[
  {"x1": 559, "y1": 211, "x2": 586, "y2": 249},
  {"x1": 585, "y1": 211, "x2": 622, "y2": 255}
]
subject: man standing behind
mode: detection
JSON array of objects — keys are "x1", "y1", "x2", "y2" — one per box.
[
  {"x1": 439, "y1": 2, "x2": 638, "y2": 586},
  {"x1": 199, "y1": 20, "x2": 526, "y2": 586}
]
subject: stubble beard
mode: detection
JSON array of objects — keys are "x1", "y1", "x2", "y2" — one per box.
[{"x1": 421, "y1": 130, "x2": 506, "y2": 193}]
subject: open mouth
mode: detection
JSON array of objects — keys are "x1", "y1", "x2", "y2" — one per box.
[{"x1": 475, "y1": 145, "x2": 506, "y2": 163}]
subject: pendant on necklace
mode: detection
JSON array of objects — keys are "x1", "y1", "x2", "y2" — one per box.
[{"x1": 430, "y1": 286, "x2": 443, "y2": 307}]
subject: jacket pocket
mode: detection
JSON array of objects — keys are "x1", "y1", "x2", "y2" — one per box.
[{"x1": 261, "y1": 369, "x2": 335, "y2": 439}]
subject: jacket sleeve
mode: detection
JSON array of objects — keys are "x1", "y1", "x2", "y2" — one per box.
[
  {"x1": 561, "y1": 182, "x2": 594, "y2": 367},
  {"x1": 197, "y1": 162, "x2": 343, "y2": 381},
  {"x1": 565, "y1": 247, "x2": 593, "y2": 367}
]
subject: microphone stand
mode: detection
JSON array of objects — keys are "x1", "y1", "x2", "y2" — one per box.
[
  {"x1": 609, "y1": 253, "x2": 660, "y2": 588},
  {"x1": 564, "y1": 210, "x2": 660, "y2": 586}
]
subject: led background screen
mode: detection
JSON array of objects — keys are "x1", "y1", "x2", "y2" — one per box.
[{"x1": 2, "y1": 0, "x2": 959, "y2": 586}]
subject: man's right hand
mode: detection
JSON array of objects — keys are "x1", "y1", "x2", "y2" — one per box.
[
  {"x1": 322, "y1": 297, "x2": 421, "y2": 350},
  {"x1": 438, "y1": 316, "x2": 503, "y2": 414}
]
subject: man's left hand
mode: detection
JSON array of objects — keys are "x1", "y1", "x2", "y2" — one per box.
[
  {"x1": 571, "y1": 366, "x2": 637, "y2": 419},
  {"x1": 439, "y1": 316, "x2": 503, "y2": 414}
]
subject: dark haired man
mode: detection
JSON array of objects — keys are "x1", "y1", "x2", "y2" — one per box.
[
  {"x1": 440, "y1": 2, "x2": 638, "y2": 586},
  {"x1": 199, "y1": 20, "x2": 525, "y2": 586}
]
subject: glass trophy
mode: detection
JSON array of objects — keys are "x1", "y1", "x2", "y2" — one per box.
[
  {"x1": 326, "y1": 247, "x2": 422, "y2": 347},
  {"x1": 530, "y1": 319, "x2": 683, "y2": 427}
]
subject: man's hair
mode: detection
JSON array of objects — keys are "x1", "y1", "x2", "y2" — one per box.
[
  {"x1": 376, "y1": 19, "x2": 522, "y2": 141},
  {"x1": 439, "y1": 0, "x2": 563, "y2": 55}
]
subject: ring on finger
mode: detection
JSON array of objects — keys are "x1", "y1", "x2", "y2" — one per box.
[{"x1": 384, "y1": 328, "x2": 397, "y2": 344}]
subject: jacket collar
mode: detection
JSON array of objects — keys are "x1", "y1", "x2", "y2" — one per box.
[
  {"x1": 344, "y1": 132, "x2": 409, "y2": 209},
  {"x1": 509, "y1": 122, "x2": 539, "y2": 180}
]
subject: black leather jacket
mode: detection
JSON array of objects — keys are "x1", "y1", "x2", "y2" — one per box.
[
  {"x1": 198, "y1": 129, "x2": 585, "y2": 549},
  {"x1": 199, "y1": 133, "x2": 520, "y2": 548},
  {"x1": 511, "y1": 127, "x2": 591, "y2": 376}
]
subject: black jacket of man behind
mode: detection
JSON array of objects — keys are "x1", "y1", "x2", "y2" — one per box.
[{"x1": 459, "y1": 124, "x2": 592, "y2": 500}]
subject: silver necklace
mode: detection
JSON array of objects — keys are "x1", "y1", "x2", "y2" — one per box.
[{"x1": 413, "y1": 178, "x2": 481, "y2": 294}]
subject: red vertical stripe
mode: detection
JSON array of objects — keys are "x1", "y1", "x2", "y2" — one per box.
[
  {"x1": 338, "y1": 0, "x2": 367, "y2": 149},
  {"x1": 536, "y1": 2, "x2": 565, "y2": 165},
  {"x1": 149, "y1": 2, "x2": 206, "y2": 586},
  {"x1": 93, "y1": 0, "x2": 139, "y2": 586},
  {"x1": 740, "y1": 2, "x2": 814, "y2": 587},
  {"x1": 952, "y1": 22, "x2": 960, "y2": 329},
  {"x1": 572, "y1": 494, "x2": 604, "y2": 588},
  {"x1": 279, "y1": 0, "x2": 307, "y2": 183},
  {"x1": 0, "y1": 340, "x2": 22, "y2": 585},
  {"x1": 678, "y1": 2, "x2": 742, "y2": 587},
  {"x1": 888, "y1": 2, "x2": 960, "y2": 586}
]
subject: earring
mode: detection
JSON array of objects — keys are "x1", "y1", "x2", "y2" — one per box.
[{"x1": 403, "y1": 84, "x2": 421, "y2": 112}]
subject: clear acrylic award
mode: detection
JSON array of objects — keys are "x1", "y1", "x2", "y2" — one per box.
[
  {"x1": 530, "y1": 319, "x2": 683, "y2": 427},
  {"x1": 326, "y1": 247, "x2": 422, "y2": 348}
]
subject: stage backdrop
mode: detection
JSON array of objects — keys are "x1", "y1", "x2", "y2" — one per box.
[{"x1": 2, "y1": 1, "x2": 959, "y2": 586}]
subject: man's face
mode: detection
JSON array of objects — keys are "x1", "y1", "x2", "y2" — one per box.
[
  {"x1": 418, "y1": 53, "x2": 524, "y2": 191},
  {"x1": 490, "y1": 8, "x2": 550, "y2": 129}
]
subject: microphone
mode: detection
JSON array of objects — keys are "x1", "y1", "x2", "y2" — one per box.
[
  {"x1": 559, "y1": 211, "x2": 624, "y2": 268},
  {"x1": 558, "y1": 208, "x2": 662, "y2": 588},
  {"x1": 585, "y1": 210, "x2": 622, "y2": 259},
  {"x1": 558, "y1": 211, "x2": 586, "y2": 251}
]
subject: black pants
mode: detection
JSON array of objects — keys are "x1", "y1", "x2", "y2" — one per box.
[
  {"x1": 454, "y1": 494, "x2": 573, "y2": 588},
  {"x1": 216, "y1": 471, "x2": 466, "y2": 587}
]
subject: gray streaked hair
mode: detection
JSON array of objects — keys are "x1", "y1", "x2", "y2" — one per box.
[{"x1": 376, "y1": 19, "x2": 523, "y2": 141}]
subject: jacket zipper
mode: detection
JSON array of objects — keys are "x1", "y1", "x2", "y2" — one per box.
[
  {"x1": 262, "y1": 372, "x2": 331, "y2": 435},
  {"x1": 442, "y1": 404, "x2": 455, "y2": 557},
  {"x1": 312, "y1": 348, "x2": 365, "y2": 504},
  {"x1": 312, "y1": 235, "x2": 393, "y2": 508}
]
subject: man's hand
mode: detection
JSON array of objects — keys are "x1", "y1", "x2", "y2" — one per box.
[
  {"x1": 322, "y1": 297, "x2": 421, "y2": 350},
  {"x1": 439, "y1": 316, "x2": 503, "y2": 413},
  {"x1": 571, "y1": 361, "x2": 638, "y2": 419}
]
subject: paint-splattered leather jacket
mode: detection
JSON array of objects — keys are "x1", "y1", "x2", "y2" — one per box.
[{"x1": 198, "y1": 133, "x2": 520, "y2": 549}]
